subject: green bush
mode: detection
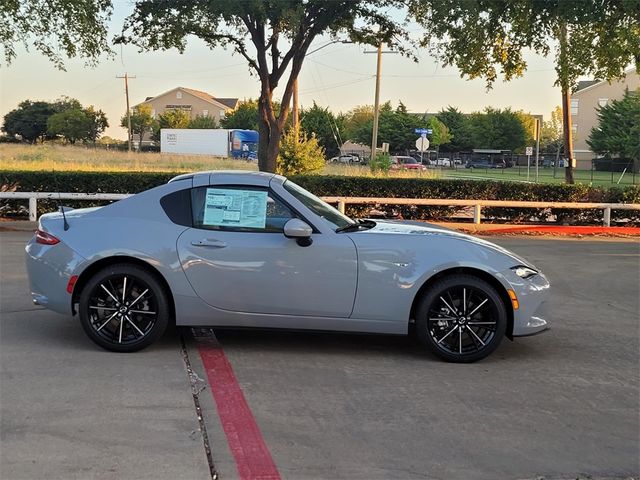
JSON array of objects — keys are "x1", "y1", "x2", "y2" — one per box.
[
  {"x1": 276, "y1": 128, "x2": 325, "y2": 176},
  {"x1": 369, "y1": 152, "x2": 392, "y2": 173},
  {"x1": 1, "y1": 169, "x2": 638, "y2": 224}
]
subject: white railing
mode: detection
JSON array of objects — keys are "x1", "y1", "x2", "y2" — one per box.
[{"x1": 1, "y1": 191, "x2": 639, "y2": 227}]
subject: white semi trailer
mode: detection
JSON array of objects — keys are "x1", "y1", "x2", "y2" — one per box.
[{"x1": 160, "y1": 128, "x2": 258, "y2": 158}]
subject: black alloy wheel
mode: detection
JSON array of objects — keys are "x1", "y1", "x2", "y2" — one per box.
[
  {"x1": 416, "y1": 274, "x2": 507, "y2": 363},
  {"x1": 78, "y1": 264, "x2": 169, "y2": 352}
]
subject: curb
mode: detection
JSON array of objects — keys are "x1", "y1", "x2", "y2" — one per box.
[{"x1": 435, "y1": 223, "x2": 640, "y2": 237}]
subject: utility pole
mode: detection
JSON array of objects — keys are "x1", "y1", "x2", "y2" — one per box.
[
  {"x1": 535, "y1": 117, "x2": 541, "y2": 183},
  {"x1": 117, "y1": 73, "x2": 136, "y2": 152},
  {"x1": 371, "y1": 41, "x2": 383, "y2": 161}
]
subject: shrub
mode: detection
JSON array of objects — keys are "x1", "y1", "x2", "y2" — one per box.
[
  {"x1": 1, "y1": 170, "x2": 638, "y2": 224},
  {"x1": 276, "y1": 128, "x2": 325, "y2": 176},
  {"x1": 369, "y1": 152, "x2": 392, "y2": 173}
]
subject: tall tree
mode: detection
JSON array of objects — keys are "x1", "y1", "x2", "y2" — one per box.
[
  {"x1": 426, "y1": 116, "x2": 452, "y2": 148},
  {"x1": 220, "y1": 100, "x2": 259, "y2": 130},
  {"x1": 85, "y1": 106, "x2": 109, "y2": 144},
  {"x1": 540, "y1": 105, "x2": 564, "y2": 153},
  {"x1": 2, "y1": 100, "x2": 57, "y2": 143},
  {"x1": 121, "y1": 104, "x2": 155, "y2": 149},
  {"x1": 436, "y1": 106, "x2": 473, "y2": 152},
  {"x1": 0, "y1": 0, "x2": 112, "y2": 69},
  {"x1": 188, "y1": 115, "x2": 218, "y2": 129},
  {"x1": 343, "y1": 105, "x2": 374, "y2": 144},
  {"x1": 300, "y1": 102, "x2": 344, "y2": 157},
  {"x1": 47, "y1": 108, "x2": 92, "y2": 144},
  {"x1": 468, "y1": 108, "x2": 527, "y2": 152},
  {"x1": 151, "y1": 109, "x2": 191, "y2": 142},
  {"x1": 588, "y1": 88, "x2": 640, "y2": 163},
  {"x1": 117, "y1": 1, "x2": 412, "y2": 172},
  {"x1": 410, "y1": 0, "x2": 640, "y2": 183}
]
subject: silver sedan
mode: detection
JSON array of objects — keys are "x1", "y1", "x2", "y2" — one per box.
[{"x1": 25, "y1": 171, "x2": 549, "y2": 362}]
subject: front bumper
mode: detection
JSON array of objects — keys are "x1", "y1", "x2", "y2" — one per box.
[{"x1": 499, "y1": 268, "x2": 551, "y2": 337}]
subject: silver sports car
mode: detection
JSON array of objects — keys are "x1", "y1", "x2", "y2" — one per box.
[{"x1": 25, "y1": 171, "x2": 549, "y2": 362}]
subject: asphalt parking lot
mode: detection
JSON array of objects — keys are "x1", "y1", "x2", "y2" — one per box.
[{"x1": 1, "y1": 224, "x2": 638, "y2": 480}]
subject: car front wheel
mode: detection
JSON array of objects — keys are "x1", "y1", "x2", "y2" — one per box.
[
  {"x1": 415, "y1": 274, "x2": 507, "y2": 362},
  {"x1": 78, "y1": 264, "x2": 169, "y2": 352}
]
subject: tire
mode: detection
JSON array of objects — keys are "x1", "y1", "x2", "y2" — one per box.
[
  {"x1": 415, "y1": 274, "x2": 507, "y2": 363},
  {"x1": 78, "y1": 264, "x2": 170, "y2": 352}
]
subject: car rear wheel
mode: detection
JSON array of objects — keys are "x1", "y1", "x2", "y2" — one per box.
[
  {"x1": 415, "y1": 274, "x2": 507, "y2": 363},
  {"x1": 78, "y1": 264, "x2": 169, "y2": 352}
]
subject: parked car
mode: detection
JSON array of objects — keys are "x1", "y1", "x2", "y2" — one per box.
[
  {"x1": 466, "y1": 159, "x2": 506, "y2": 169},
  {"x1": 390, "y1": 156, "x2": 427, "y2": 170},
  {"x1": 25, "y1": 171, "x2": 550, "y2": 362},
  {"x1": 330, "y1": 154, "x2": 360, "y2": 163},
  {"x1": 435, "y1": 158, "x2": 451, "y2": 167}
]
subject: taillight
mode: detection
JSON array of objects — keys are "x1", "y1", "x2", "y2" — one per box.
[{"x1": 35, "y1": 229, "x2": 60, "y2": 245}]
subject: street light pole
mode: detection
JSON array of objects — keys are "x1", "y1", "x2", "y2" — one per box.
[{"x1": 371, "y1": 41, "x2": 383, "y2": 161}]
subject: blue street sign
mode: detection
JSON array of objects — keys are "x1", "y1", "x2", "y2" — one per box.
[{"x1": 414, "y1": 128, "x2": 433, "y2": 134}]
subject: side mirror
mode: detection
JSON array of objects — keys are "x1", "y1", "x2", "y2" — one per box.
[{"x1": 283, "y1": 218, "x2": 312, "y2": 238}]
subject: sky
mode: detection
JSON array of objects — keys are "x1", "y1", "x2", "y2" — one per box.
[{"x1": 0, "y1": 3, "x2": 566, "y2": 140}]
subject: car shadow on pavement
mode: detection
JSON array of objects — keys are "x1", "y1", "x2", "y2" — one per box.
[
  {"x1": 3, "y1": 309, "x2": 185, "y2": 353},
  {"x1": 212, "y1": 328, "x2": 442, "y2": 362},
  {"x1": 209, "y1": 327, "x2": 543, "y2": 363}
]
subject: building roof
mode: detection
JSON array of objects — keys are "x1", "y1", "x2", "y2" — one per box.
[
  {"x1": 576, "y1": 80, "x2": 599, "y2": 91},
  {"x1": 138, "y1": 87, "x2": 238, "y2": 110},
  {"x1": 573, "y1": 67, "x2": 638, "y2": 96}
]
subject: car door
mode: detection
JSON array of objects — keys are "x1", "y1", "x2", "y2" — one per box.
[{"x1": 176, "y1": 185, "x2": 358, "y2": 318}]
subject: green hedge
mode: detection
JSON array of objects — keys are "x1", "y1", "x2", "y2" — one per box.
[{"x1": 2, "y1": 170, "x2": 639, "y2": 224}]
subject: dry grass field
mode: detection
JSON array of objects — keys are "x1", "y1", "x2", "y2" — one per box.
[{"x1": 0, "y1": 144, "x2": 438, "y2": 179}]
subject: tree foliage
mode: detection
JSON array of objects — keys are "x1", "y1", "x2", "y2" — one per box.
[
  {"x1": 540, "y1": 106, "x2": 564, "y2": 153},
  {"x1": 588, "y1": 89, "x2": 640, "y2": 161},
  {"x1": 1, "y1": 96, "x2": 105, "y2": 144},
  {"x1": 410, "y1": 0, "x2": 640, "y2": 182},
  {"x1": 410, "y1": 0, "x2": 639, "y2": 89},
  {"x1": 220, "y1": 100, "x2": 259, "y2": 130},
  {"x1": 2, "y1": 101, "x2": 57, "y2": 143},
  {"x1": 47, "y1": 105, "x2": 108, "y2": 144},
  {"x1": 0, "y1": 0, "x2": 112, "y2": 69},
  {"x1": 436, "y1": 106, "x2": 474, "y2": 152},
  {"x1": 121, "y1": 104, "x2": 155, "y2": 147},
  {"x1": 188, "y1": 115, "x2": 218, "y2": 129},
  {"x1": 150, "y1": 109, "x2": 191, "y2": 142},
  {"x1": 117, "y1": 0, "x2": 413, "y2": 172},
  {"x1": 276, "y1": 127, "x2": 325, "y2": 176},
  {"x1": 468, "y1": 108, "x2": 527, "y2": 152},
  {"x1": 300, "y1": 102, "x2": 344, "y2": 157}
]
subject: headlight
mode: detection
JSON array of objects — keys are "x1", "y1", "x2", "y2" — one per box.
[{"x1": 512, "y1": 266, "x2": 538, "y2": 279}]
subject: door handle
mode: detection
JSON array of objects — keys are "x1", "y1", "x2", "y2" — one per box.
[{"x1": 191, "y1": 239, "x2": 227, "y2": 248}]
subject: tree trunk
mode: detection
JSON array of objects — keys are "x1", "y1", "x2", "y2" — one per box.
[
  {"x1": 558, "y1": 21, "x2": 575, "y2": 184},
  {"x1": 257, "y1": 92, "x2": 283, "y2": 173}
]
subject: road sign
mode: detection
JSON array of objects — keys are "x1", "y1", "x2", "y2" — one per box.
[
  {"x1": 414, "y1": 128, "x2": 433, "y2": 135},
  {"x1": 526, "y1": 146, "x2": 533, "y2": 156},
  {"x1": 415, "y1": 137, "x2": 430, "y2": 152}
]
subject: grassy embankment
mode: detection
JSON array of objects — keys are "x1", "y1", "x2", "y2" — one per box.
[{"x1": 0, "y1": 144, "x2": 436, "y2": 179}]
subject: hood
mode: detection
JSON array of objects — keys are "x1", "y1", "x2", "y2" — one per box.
[{"x1": 351, "y1": 220, "x2": 536, "y2": 269}]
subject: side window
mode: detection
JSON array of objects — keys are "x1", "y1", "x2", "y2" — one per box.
[{"x1": 191, "y1": 186, "x2": 295, "y2": 232}]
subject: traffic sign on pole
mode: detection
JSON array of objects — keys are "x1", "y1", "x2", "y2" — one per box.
[
  {"x1": 525, "y1": 146, "x2": 533, "y2": 156},
  {"x1": 415, "y1": 137, "x2": 430, "y2": 152},
  {"x1": 414, "y1": 128, "x2": 433, "y2": 135}
]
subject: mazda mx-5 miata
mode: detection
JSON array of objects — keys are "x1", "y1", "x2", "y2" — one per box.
[{"x1": 26, "y1": 171, "x2": 549, "y2": 362}]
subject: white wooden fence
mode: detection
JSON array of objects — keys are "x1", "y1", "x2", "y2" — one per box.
[{"x1": 1, "y1": 191, "x2": 639, "y2": 227}]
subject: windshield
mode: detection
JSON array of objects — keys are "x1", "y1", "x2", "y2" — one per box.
[{"x1": 283, "y1": 180, "x2": 355, "y2": 231}]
